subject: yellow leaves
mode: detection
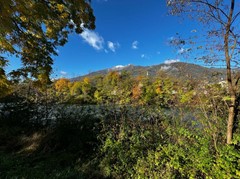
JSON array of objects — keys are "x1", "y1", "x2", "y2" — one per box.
[
  {"x1": 45, "y1": 20, "x2": 61, "y2": 38},
  {"x1": 57, "y1": 4, "x2": 65, "y2": 13},
  {"x1": 222, "y1": 96, "x2": 232, "y2": 101},
  {"x1": 70, "y1": 81, "x2": 82, "y2": 96},
  {"x1": 54, "y1": 78, "x2": 70, "y2": 92},
  {"x1": 36, "y1": 72, "x2": 51, "y2": 88},
  {"x1": 236, "y1": 170, "x2": 240, "y2": 177},
  {"x1": 20, "y1": 15, "x2": 27, "y2": 22},
  {"x1": 46, "y1": 27, "x2": 53, "y2": 37},
  {"x1": 94, "y1": 90, "x2": 101, "y2": 101},
  {"x1": 180, "y1": 90, "x2": 195, "y2": 104},
  {"x1": 61, "y1": 12, "x2": 69, "y2": 19},
  {"x1": 155, "y1": 86, "x2": 162, "y2": 94},
  {"x1": 0, "y1": 39, "x2": 15, "y2": 53},
  {"x1": 25, "y1": 29, "x2": 42, "y2": 39},
  {"x1": 0, "y1": 76, "x2": 11, "y2": 98},
  {"x1": 0, "y1": 0, "x2": 95, "y2": 83},
  {"x1": 83, "y1": 77, "x2": 90, "y2": 84},
  {"x1": 55, "y1": 3, "x2": 69, "y2": 18}
]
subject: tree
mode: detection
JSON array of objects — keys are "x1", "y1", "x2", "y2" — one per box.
[
  {"x1": 0, "y1": 0, "x2": 95, "y2": 83},
  {"x1": 55, "y1": 78, "x2": 70, "y2": 93},
  {"x1": 70, "y1": 78, "x2": 94, "y2": 104},
  {"x1": 101, "y1": 71, "x2": 121, "y2": 104},
  {"x1": 54, "y1": 78, "x2": 70, "y2": 102},
  {"x1": 167, "y1": 0, "x2": 240, "y2": 144},
  {"x1": 70, "y1": 81, "x2": 82, "y2": 96},
  {"x1": 0, "y1": 57, "x2": 11, "y2": 98}
]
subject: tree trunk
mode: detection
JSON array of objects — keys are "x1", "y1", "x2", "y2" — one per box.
[
  {"x1": 227, "y1": 96, "x2": 236, "y2": 144},
  {"x1": 224, "y1": 0, "x2": 235, "y2": 144}
]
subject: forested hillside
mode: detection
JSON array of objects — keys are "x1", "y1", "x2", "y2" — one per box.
[{"x1": 72, "y1": 62, "x2": 226, "y2": 82}]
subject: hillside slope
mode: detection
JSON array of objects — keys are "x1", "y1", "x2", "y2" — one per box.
[{"x1": 71, "y1": 62, "x2": 225, "y2": 82}]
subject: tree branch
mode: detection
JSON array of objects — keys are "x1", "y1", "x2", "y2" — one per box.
[
  {"x1": 232, "y1": 11, "x2": 240, "y2": 25},
  {"x1": 192, "y1": 0, "x2": 229, "y2": 19}
]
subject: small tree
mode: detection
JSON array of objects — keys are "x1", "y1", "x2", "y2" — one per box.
[{"x1": 167, "y1": 0, "x2": 240, "y2": 144}]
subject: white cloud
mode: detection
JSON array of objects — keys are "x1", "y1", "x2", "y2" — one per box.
[
  {"x1": 60, "y1": 71, "x2": 67, "y2": 76},
  {"x1": 107, "y1": 41, "x2": 120, "y2": 52},
  {"x1": 164, "y1": 59, "x2": 180, "y2": 65},
  {"x1": 141, "y1": 54, "x2": 150, "y2": 59},
  {"x1": 80, "y1": 29, "x2": 104, "y2": 50},
  {"x1": 132, "y1": 41, "x2": 139, "y2": 49}
]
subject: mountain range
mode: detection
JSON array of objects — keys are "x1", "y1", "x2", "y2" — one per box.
[{"x1": 71, "y1": 62, "x2": 226, "y2": 82}]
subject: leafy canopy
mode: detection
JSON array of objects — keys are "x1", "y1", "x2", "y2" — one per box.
[{"x1": 0, "y1": 0, "x2": 95, "y2": 82}]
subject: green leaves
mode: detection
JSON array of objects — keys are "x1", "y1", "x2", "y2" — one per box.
[{"x1": 97, "y1": 102, "x2": 240, "y2": 178}]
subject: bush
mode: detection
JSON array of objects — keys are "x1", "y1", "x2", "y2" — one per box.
[{"x1": 98, "y1": 107, "x2": 240, "y2": 178}]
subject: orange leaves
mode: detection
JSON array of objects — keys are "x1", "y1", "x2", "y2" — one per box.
[
  {"x1": 132, "y1": 85, "x2": 142, "y2": 100},
  {"x1": 155, "y1": 86, "x2": 162, "y2": 94}
]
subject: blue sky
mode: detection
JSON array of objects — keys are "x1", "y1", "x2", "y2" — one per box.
[{"x1": 6, "y1": 0, "x2": 204, "y2": 78}]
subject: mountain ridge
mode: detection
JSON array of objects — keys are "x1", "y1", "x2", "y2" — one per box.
[{"x1": 71, "y1": 62, "x2": 226, "y2": 82}]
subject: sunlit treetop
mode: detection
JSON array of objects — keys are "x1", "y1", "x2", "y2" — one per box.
[{"x1": 0, "y1": 0, "x2": 95, "y2": 83}]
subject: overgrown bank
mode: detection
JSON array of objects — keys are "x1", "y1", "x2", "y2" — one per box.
[{"x1": 0, "y1": 101, "x2": 239, "y2": 178}]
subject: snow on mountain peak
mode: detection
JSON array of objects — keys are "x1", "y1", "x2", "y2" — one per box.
[
  {"x1": 111, "y1": 64, "x2": 131, "y2": 70},
  {"x1": 114, "y1": 65, "x2": 125, "y2": 69}
]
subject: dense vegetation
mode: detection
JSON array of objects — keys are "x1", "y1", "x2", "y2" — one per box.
[{"x1": 0, "y1": 70, "x2": 239, "y2": 178}]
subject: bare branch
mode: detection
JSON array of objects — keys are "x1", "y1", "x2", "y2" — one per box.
[
  {"x1": 232, "y1": 11, "x2": 240, "y2": 25},
  {"x1": 205, "y1": 11, "x2": 226, "y2": 27},
  {"x1": 192, "y1": 0, "x2": 229, "y2": 19}
]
